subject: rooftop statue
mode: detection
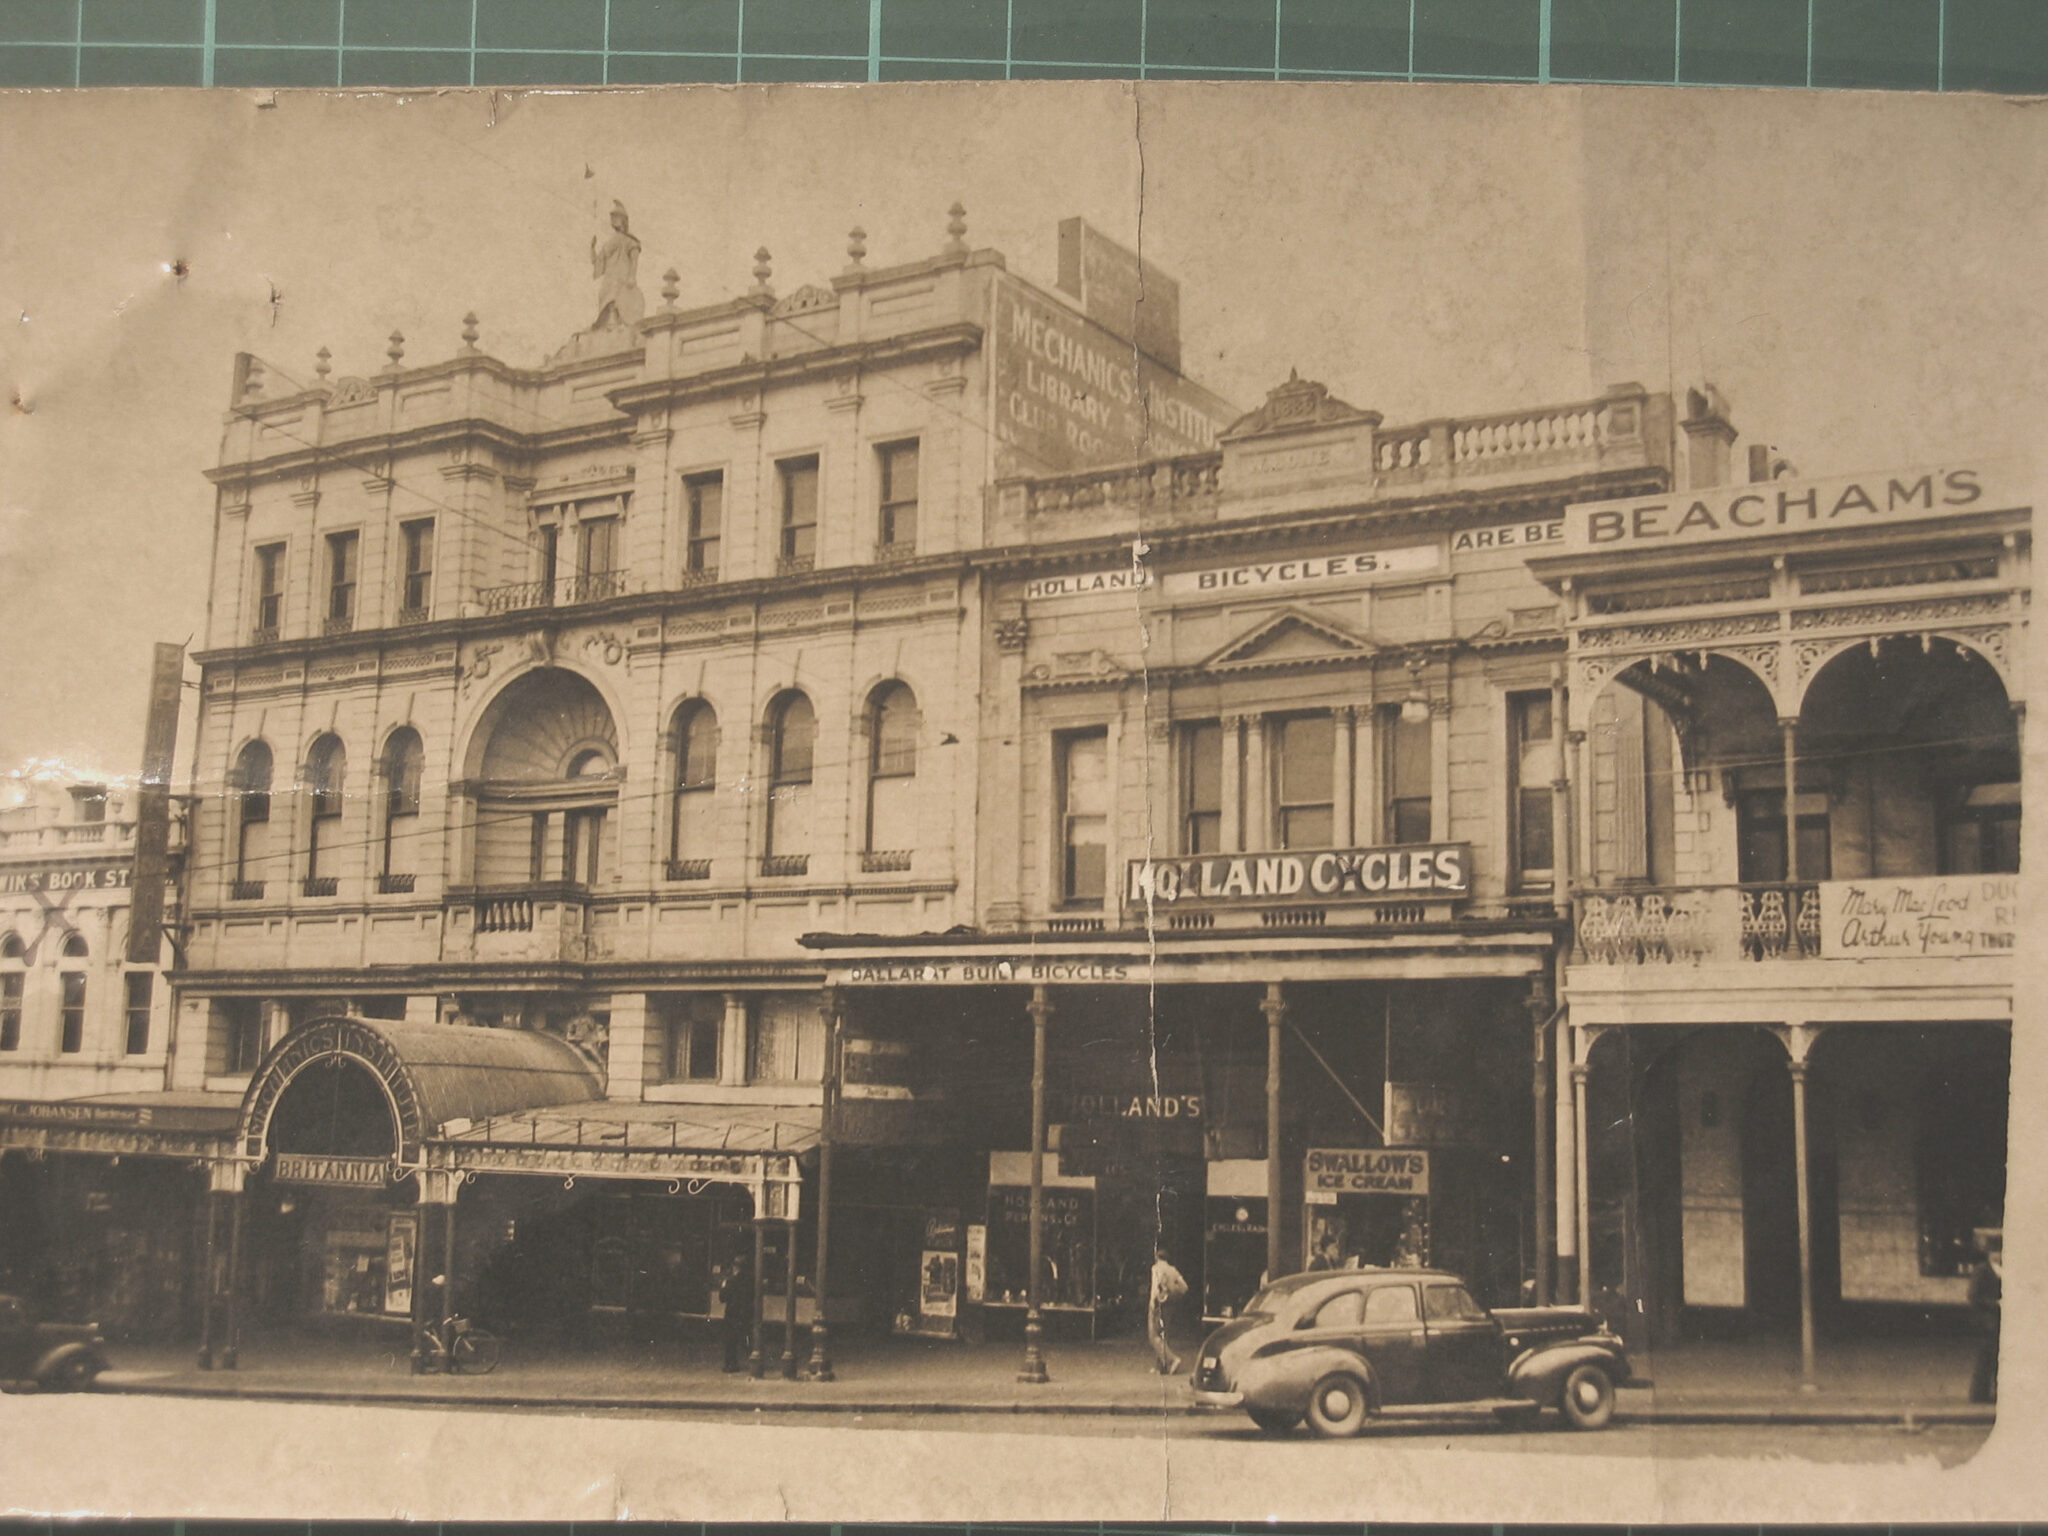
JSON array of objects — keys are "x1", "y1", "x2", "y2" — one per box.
[{"x1": 590, "y1": 201, "x2": 645, "y2": 331}]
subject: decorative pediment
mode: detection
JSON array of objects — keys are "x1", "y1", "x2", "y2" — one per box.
[
  {"x1": 772, "y1": 284, "x2": 837, "y2": 317},
  {"x1": 1198, "y1": 608, "x2": 1376, "y2": 672},
  {"x1": 1223, "y1": 370, "x2": 1378, "y2": 440}
]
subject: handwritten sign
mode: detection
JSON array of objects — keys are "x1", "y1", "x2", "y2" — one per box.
[{"x1": 1819, "y1": 876, "x2": 2019, "y2": 959}]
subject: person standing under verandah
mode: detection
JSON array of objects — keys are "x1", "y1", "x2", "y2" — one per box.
[{"x1": 1149, "y1": 1248, "x2": 1188, "y2": 1375}]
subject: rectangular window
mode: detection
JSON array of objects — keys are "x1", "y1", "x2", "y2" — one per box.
[
  {"x1": 538, "y1": 522, "x2": 560, "y2": 599},
  {"x1": 579, "y1": 514, "x2": 619, "y2": 579},
  {"x1": 747, "y1": 995, "x2": 826, "y2": 1084},
  {"x1": 1383, "y1": 706, "x2": 1433, "y2": 845},
  {"x1": 1940, "y1": 783, "x2": 2022, "y2": 875},
  {"x1": 685, "y1": 472, "x2": 723, "y2": 577},
  {"x1": 0, "y1": 974, "x2": 20, "y2": 1051},
  {"x1": 400, "y1": 518, "x2": 434, "y2": 617},
  {"x1": 779, "y1": 456, "x2": 819, "y2": 565},
  {"x1": 223, "y1": 998, "x2": 264, "y2": 1075},
  {"x1": 878, "y1": 439, "x2": 919, "y2": 551},
  {"x1": 1180, "y1": 720, "x2": 1223, "y2": 854},
  {"x1": 59, "y1": 971, "x2": 85, "y2": 1054},
  {"x1": 254, "y1": 542, "x2": 286, "y2": 636},
  {"x1": 325, "y1": 530, "x2": 358, "y2": 629},
  {"x1": 1058, "y1": 729, "x2": 1110, "y2": 907},
  {"x1": 1737, "y1": 789, "x2": 1832, "y2": 882},
  {"x1": 1509, "y1": 691, "x2": 1558, "y2": 889},
  {"x1": 663, "y1": 996, "x2": 722, "y2": 1082},
  {"x1": 124, "y1": 972, "x2": 152, "y2": 1055},
  {"x1": 1274, "y1": 714, "x2": 1335, "y2": 850}
]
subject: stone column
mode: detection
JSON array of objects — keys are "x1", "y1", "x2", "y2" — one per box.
[
  {"x1": 1262, "y1": 982, "x2": 1287, "y2": 1284},
  {"x1": 1018, "y1": 984, "x2": 1052, "y2": 1384}
]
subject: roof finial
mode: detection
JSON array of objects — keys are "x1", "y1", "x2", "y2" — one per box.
[
  {"x1": 314, "y1": 346, "x2": 332, "y2": 382},
  {"x1": 661, "y1": 268, "x2": 680, "y2": 308},
  {"x1": 460, "y1": 312, "x2": 480, "y2": 352},
  {"x1": 385, "y1": 330, "x2": 406, "y2": 370},
  {"x1": 847, "y1": 225, "x2": 868, "y2": 269},
  {"x1": 750, "y1": 247, "x2": 774, "y2": 298},
  {"x1": 944, "y1": 202, "x2": 968, "y2": 254}
]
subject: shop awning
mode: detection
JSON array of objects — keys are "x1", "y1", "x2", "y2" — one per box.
[
  {"x1": 0, "y1": 1091, "x2": 241, "y2": 1158},
  {"x1": 430, "y1": 1101, "x2": 820, "y2": 1189}
]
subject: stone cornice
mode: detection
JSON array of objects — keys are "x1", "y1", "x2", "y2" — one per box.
[{"x1": 606, "y1": 322, "x2": 984, "y2": 415}]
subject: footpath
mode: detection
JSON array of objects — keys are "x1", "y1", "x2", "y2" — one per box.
[{"x1": 94, "y1": 1327, "x2": 1995, "y2": 1427}]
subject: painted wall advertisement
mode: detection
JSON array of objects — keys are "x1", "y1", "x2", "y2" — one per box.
[
  {"x1": 993, "y1": 275, "x2": 1237, "y2": 477},
  {"x1": 1819, "y1": 875, "x2": 2019, "y2": 959}
]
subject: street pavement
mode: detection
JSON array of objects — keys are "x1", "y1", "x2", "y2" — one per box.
[{"x1": 91, "y1": 1322, "x2": 1995, "y2": 1426}]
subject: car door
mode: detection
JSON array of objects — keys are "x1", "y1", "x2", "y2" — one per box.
[
  {"x1": 1355, "y1": 1279, "x2": 1428, "y2": 1404},
  {"x1": 1421, "y1": 1280, "x2": 1502, "y2": 1402}
]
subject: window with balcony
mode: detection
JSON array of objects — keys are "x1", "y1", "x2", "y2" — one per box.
[
  {"x1": 379, "y1": 727, "x2": 423, "y2": 892},
  {"x1": 577, "y1": 512, "x2": 621, "y2": 602},
  {"x1": 232, "y1": 739, "x2": 274, "y2": 897},
  {"x1": 778, "y1": 456, "x2": 819, "y2": 571},
  {"x1": 59, "y1": 938, "x2": 86, "y2": 1054},
  {"x1": 303, "y1": 734, "x2": 345, "y2": 895},
  {"x1": 1381, "y1": 706, "x2": 1433, "y2": 845},
  {"x1": 1509, "y1": 691, "x2": 1558, "y2": 890},
  {"x1": 878, "y1": 439, "x2": 919, "y2": 555},
  {"x1": 669, "y1": 701, "x2": 718, "y2": 880},
  {"x1": 1057, "y1": 729, "x2": 1109, "y2": 907},
  {"x1": 1180, "y1": 721, "x2": 1223, "y2": 854},
  {"x1": 685, "y1": 472, "x2": 722, "y2": 580},
  {"x1": 747, "y1": 994, "x2": 825, "y2": 1083},
  {"x1": 1273, "y1": 713, "x2": 1335, "y2": 850},
  {"x1": 252, "y1": 541, "x2": 285, "y2": 641},
  {"x1": 764, "y1": 692, "x2": 816, "y2": 874},
  {"x1": 399, "y1": 518, "x2": 434, "y2": 621},
  {"x1": 124, "y1": 972, "x2": 152, "y2": 1055},
  {"x1": 562, "y1": 749, "x2": 611, "y2": 887},
  {"x1": 864, "y1": 682, "x2": 918, "y2": 867},
  {"x1": 661, "y1": 994, "x2": 722, "y2": 1082},
  {"x1": 325, "y1": 530, "x2": 358, "y2": 634}
]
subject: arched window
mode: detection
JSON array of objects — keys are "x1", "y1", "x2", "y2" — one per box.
[
  {"x1": 232, "y1": 740, "x2": 274, "y2": 893},
  {"x1": 669, "y1": 701, "x2": 719, "y2": 879},
  {"x1": 763, "y1": 692, "x2": 815, "y2": 872},
  {"x1": 380, "y1": 728, "x2": 424, "y2": 890},
  {"x1": 0, "y1": 934, "x2": 23, "y2": 1053},
  {"x1": 304, "y1": 735, "x2": 346, "y2": 892},
  {"x1": 864, "y1": 682, "x2": 918, "y2": 866},
  {"x1": 59, "y1": 933, "x2": 87, "y2": 1054}
]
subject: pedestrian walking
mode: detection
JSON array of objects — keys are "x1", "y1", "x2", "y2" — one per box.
[
  {"x1": 719, "y1": 1244, "x2": 755, "y2": 1374},
  {"x1": 1149, "y1": 1247, "x2": 1188, "y2": 1375}
]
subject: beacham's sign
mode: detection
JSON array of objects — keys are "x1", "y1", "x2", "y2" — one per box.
[
  {"x1": 1126, "y1": 844, "x2": 1470, "y2": 908},
  {"x1": 1561, "y1": 464, "x2": 2020, "y2": 554}
]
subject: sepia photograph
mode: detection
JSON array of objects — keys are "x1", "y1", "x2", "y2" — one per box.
[{"x1": 0, "y1": 78, "x2": 2041, "y2": 1522}]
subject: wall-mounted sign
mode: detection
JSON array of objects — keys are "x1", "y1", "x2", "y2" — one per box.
[
  {"x1": 1126, "y1": 844, "x2": 1470, "y2": 908},
  {"x1": 1384, "y1": 1083, "x2": 1481, "y2": 1147},
  {"x1": 1067, "y1": 1091, "x2": 1203, "y2": 1121},
  {"x1": 1163, "y1": 544, "x2": 1437, "y2": 598},
  {"x1": 1304, "y1": 1148, "x2": 1431, "y2": 1202},
  {"x1": 837, "y1": 958, "x2": 1136, "y2": 985},
  {"x1": 1056, "y1": 218, "x2": 1182, "y2": 370},
  {"x1": 0, "y1": 861, "x2": 132, "y2": 894},
  {"x1": 274, "y1": 1153, "x2": 393, "y2": 1188},
  {"x1": 1024, "y1": 565, "x2": 1154, "y2": 603},
  {"x1": 1562, "y1": 465, "x2": 2009, "y2": 554},
  {"x1": 1452, "y1": 519, "x2": 1564, "y2": 554},
  {"x1": 1819, "y1": 875, "x2": 2019, "y2": 959}
]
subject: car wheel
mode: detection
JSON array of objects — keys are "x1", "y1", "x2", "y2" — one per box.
[
  {"x1": 1559, "y1": 1363, "x2": 1615, "y2": 1430},
  {"x1": 1246, "y1": 1407, "x2": 1302, "y2": 1436},
  {"x1": 1305, "y1": 1372, "x2": 1370, "y2": 1438},
  {"x1": 47, "y1": 1355, "x2": 100, "y2": 1393}
]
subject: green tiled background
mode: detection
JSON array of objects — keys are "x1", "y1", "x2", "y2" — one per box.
[{"x1": 0, "y1": 0, "x2": 2042, "y2": 89}]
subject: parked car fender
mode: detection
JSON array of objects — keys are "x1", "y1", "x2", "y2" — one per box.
[
  {"x1": 32, "y1": 1341, "x2": 105, "y2": 1391},
  {"x1": 1241, "y1": 1343, "x2": 1378, "y2": 1415},
  {"x1": 1506, "y1": 1340, "x2": 1628, "y2": 1406}
]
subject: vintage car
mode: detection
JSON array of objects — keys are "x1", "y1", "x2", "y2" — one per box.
[
  {"x1": 1190, "y1": 1268, "x2": 1629, "y2": 1436},
  {"x1": 0, "y1": 1293, "x2": 110, "y2": 1392}
]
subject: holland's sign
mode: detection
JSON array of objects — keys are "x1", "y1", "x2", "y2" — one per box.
[
  {"x1": 274, "y1": 1153, "x2": 393, "y2": 1188},
  {"x1": 1024, "y1": 565, "x2": 1153, "y2": 602},
  {"x1": 1820, "y1": 876, "x2": 2019, "y2": 959},
  {"x1": 1562, "y1": 465, "x2": 2012, "y2": 553},
  {"x1": 1305, "y1": 1148, "x2": 1430, "y2": 1201},
  {"x1": 1126, "y1": 844, "x2": 1469, "y2": 907},
  {"x1": 1163, "y1": 544, "x2": 1437, "y2": 597}
]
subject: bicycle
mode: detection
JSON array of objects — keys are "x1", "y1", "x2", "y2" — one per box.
[{"x1": 420, "y1": 1313, "x2": 502, "y2": 1375}]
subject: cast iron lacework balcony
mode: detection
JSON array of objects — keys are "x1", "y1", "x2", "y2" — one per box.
[
  {"x1": 760, "y1": 854, "x2": 809, "y2": 877},
  {"x1": 376, "y1": 873, "x2": 416, "y2": 894},
  {"x1": 228, "y1": 880, "x2": 265, "y2": 901},
  {"x1": 1575, "y1": 883, "x2": 1822, "y2": 965},
  {"x1": 775, "y1": 554, "x2": 815, "y2": 576},
  {"x1": 250, "y1": 626, "x2": 279, "y2": 645},
  {"x1": 301, "y1": 876, "x2": 338, "y2": 897},
  {"x1": 665, "y1": 858, "x2": 712, "y2": 881},
  {"x1": 860, "y1": 850, "x2": 912, "y2": 873},
  {"x1": 323, "y1": 615, "x2": 354, "y2": 636},
  {"x1": 476, "y1": 570, "x2": 629, "y2": 615},
  {"x1": 872, "y1": 540, "x2": 916, "y2": 564},
  {"x1": 395, "y1": 606, "x2": 430, "y2": 626}
]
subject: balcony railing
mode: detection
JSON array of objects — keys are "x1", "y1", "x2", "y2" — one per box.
[
  {"x1": 323, "y1": 614, "x2": 355, "y2": 636},
  {"x1": 665, "y1": 858, "x2": 712, "y2": 881},
  {"x1": 760, "y1": 854, "x2": 809, "y2": 877},
  {"x1": 228, "y1": 879, "x2": 265, "y2": 901},
  {"x1": 301, "y1": 876, "x2": 338, "y2": 897},
  {"x1": 476, "y1": 895, "x2": 534, "y2": 932},
  {"x1": 476, "y1": 570, "x2": 628, "y2": 615},
  {"x1": 376, "y1": 872, "x2": 416, "y2": 894},
  {"x1": 860, "y1": 850, "x2": 912, "y2": 873},
  {"x1": 1575, "y1": 883, "x2": 1822, "y2": 965}
]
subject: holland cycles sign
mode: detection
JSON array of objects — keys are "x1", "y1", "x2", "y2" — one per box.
[{"x1": 1125, "y1": 842, "x2": 1471, "y2": 908}]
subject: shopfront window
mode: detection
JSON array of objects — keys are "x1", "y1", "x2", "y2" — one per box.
[
  {"x1": 1274, "y1": 713, "x2": 1335, "y2": 850},
  {"x1": 1180, "y1": 720, "x2": 1223, "y2": 854}
]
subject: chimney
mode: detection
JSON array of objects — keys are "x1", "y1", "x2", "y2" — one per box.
[{"x1": 1681, "y1": 384, "x2": 1736, "y2": 490}]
